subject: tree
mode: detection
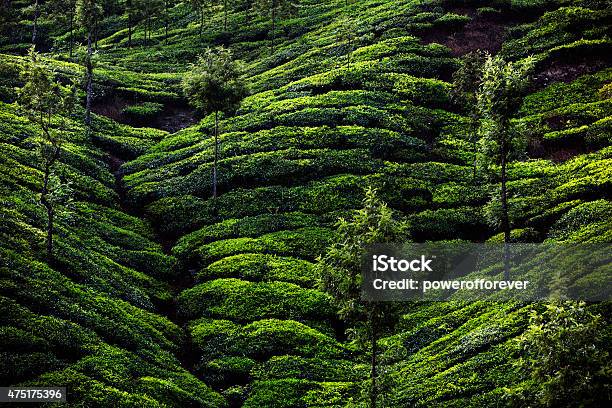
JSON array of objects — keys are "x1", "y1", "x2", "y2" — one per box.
[
  {"x1": 182, "y1": 47, "x2": 246, "y2": 199},
  {"x1": 31, "y1": 0, "x2": 41, "y2": 47},
  {"x1": 164, "y1": 0, "x2": 173, "y2": 42},
  {"x1": 509, "y1": 301, "x2": 611, "y2": 407},
  {"x1": 76, "y1": 0, "x2": 103, "y2": 134},
  {"x1": 223, "y1": 0, "x2": 229, "y2": 31},
  {"x1": 451, "y1": 50, "x2": 487, "y2": 182},
  {"x1": 125, "y1": 0, "x2": 139, "y2": 48},
  {"x1": 254, "y1": 0, "x2": 298, "y2": 51},
  {"x1": 17, "y1": 48, "x2": 77, "y2": 260},
  {"x1": 477, "y1": 55, "x2": 534, "y2": 279},
  {"x1": 316, "y1": 187, "x2": 404, "y2": 408},
  {"x1": 336, "y1": 17, "x2": 356, "y2": 69},
  {"x1": 190, "y1": 0, "x2": 208, "y2": 39},
  {"x1": 140, "y1": 0, "x2": 163, "y2": 46},
  {"x1": 47, "y1": 0, "x2": 78, "y2": 58},
  {"x1": 0, "y1": 0, "x2": 14, "y2": 35}
]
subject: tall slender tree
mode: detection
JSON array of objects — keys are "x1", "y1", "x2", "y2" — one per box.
[
  {"x1": 164, "y1": 0, "x2": 172, "y2": 42},
  {"x1": 17, "y1": 48, "x2": 77, "y2": 260},
  {"x1": 190, "y1": 0, "x2": 207, "y2": 39},
  {"x1": 316, "y1": 187, "x2": 404, "y2": 408},
  {"x1": 477, "y1": 55, "x2": 534, "y2": 279},
  {"x1": 32, "y1": 0, "x2": 41, "y2": 46},
  {"x1": 336, "y1": 17, "x2": 356, "y2": 69},
  {"x1": 141, "y1": 0, "x2": 163, "y2": 45},
  {"x1": 126, "y1": 0, "x2": 137, "y2": 48},
  {"x1": 223, "y1": 0, "x2": 228, "y2": 31},
  {"x1": 452, "y1": 50, "x2": 488, "y2": 182},
  {"x1": 182, "y1": 47, "x2": 246, "y2": 199},
  {"x1": 47, "y1": 0, "x2": 78, "y2": 58},
  {"x1": 254, "y1": 0, "x2": 298, "y2": 51},
  {"x1": 76, "y1": 0, "x2": 103, "y2": 134}
]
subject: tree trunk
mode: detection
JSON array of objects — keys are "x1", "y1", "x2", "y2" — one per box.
[
  {"x1": 41, "y1": 165, "x2": 53, "y2": 260},
  {"x1": 370, "y1": 307, "x2": 378, "y2": 408},
  {"x1": 40, "y1": 143, "x2": 60, "y2": 261},
  {"x1": 213, "y1": 111, "x2": 219, "y2": 199},
  {"x1": 69, "y1": 14, "x2": 74, "y2": 58},
  {"x1": 165, "y1": 0, "x2": 169, "y2": 43},
  {"x1": 224, "y1": 0, "x2": 227, "y2": 31},
  {"x1": 271, "y1": 1, "x2": 275, "y2": 51},
  {"x1": 85, "y1": 31, "x2": 93, "y2": 133},
  {"x1": 32, "y1": 0, "x2": 39, "y2": 46},
  {"x1": 46, "y1": 200, "x2": 54, "y2": 260},
  {"x1": 347, "y1": 37, "x2": 351, "y2": 68},
  {"x1": 500, "y1": 135, "x2": 510, "y2": 280},
  {"x1": 471, "y1": 117, "x2": 478, "y2": 182}
]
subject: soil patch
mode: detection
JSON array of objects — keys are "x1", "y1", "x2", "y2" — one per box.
[
  {"x1": 92, "y1": 95, "x2": 197, "y2": 133},
  {"x1": 419, "y1": 6, "x2": 543, "y2": 56},
  {"x1": 534, "y1": 57, "x2": 610, "y2": 88},
  {"x1": 419, "y1": 8, "x2": 507, "y2": 56}
]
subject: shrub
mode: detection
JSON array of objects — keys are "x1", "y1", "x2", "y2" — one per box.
[
  {"x1": 177, "y1": 278, "x2": 335, "y2": 322},
  {"x1": 174, "y1": 212, "x2": 321, "y2": 263},
  {"x1": 198, "y1": 253, "x2": 316, "y2": 287},
  {"x1": 548, "y1": 199, "x2": 612, "y2": 242},
  {"x1": 190, "y1": 318, "x2": 346, "y2": 360},
  {"x1": 243, "y1": 378, "x2": 317, "y2": 408},
  {"x1": 196, "y1": 227, "x2": 336, "y2": 264},
  {"x1": 252, "y1": 356, "x2": 367, "y2": 382},
  {"x1": 122, "y1": 102, "x2": 164, "y2": 119},
  {"x1": 197, "y1": 356, "x2": 256, "y2": 387}
]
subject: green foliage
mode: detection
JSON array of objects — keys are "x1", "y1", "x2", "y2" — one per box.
[
  {"x1": 182, "y1": 46, "x2": 247, "y2": 115},
  {"x1": 316, "y1": 187, "x2": 407, "y2": 407},
  {"x1": 252, "y1": 355, "x2": 367, "y2": 381},
  {"x1": 548, "y1": 199, "x2": 612, "y2": 242},
  {"x1": 452, "y1": 50, "x2": 488, "y2": 111},
  {"x1": 76, "y1": 0, "x2": 103, "y2": 32},
  {"x1": 190, "y1": 318, "x2": 346, "y2": 360},
  {"x1": 478, "y1": 55, "x2": 535, "y2": 135},
  {"x1": 178, "y1": 278, "x2": 335, "y2": 322},
  {"x1": 1, "y1": 0, "x2": 612, "y2": 406},
  {"x1": 199, "y1": 253, "x2": 316, "y2": 287},
  {"x1": 317, "y1": 187, "x2": 404, "y2": 326},
  {"x1": 122, "y1": 101, "x2": 164, "y2": 119},
  {"x1": 509, "y1": 302, "x2": 611, "y2": 407},
  {"x1": 243, "y1": 378, "x2": 316, "y2": 408}
]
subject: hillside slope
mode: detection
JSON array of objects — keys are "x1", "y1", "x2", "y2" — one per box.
[{"x1": 1, "y1": 0, "x2": 610, "y2": 406}]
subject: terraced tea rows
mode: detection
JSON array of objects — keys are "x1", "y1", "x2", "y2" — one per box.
[{"x1": 1, "y1": 0, "x2": 610, "y2": 406}]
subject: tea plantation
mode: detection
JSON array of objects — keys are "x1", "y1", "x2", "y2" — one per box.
[{"x1": 0, "y1": 0, "x2": 610, "y2": 406}]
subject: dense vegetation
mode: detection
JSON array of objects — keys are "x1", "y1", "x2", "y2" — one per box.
[{"x1": 1, "y1": 0, "x2": 610, "y2": 406}]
